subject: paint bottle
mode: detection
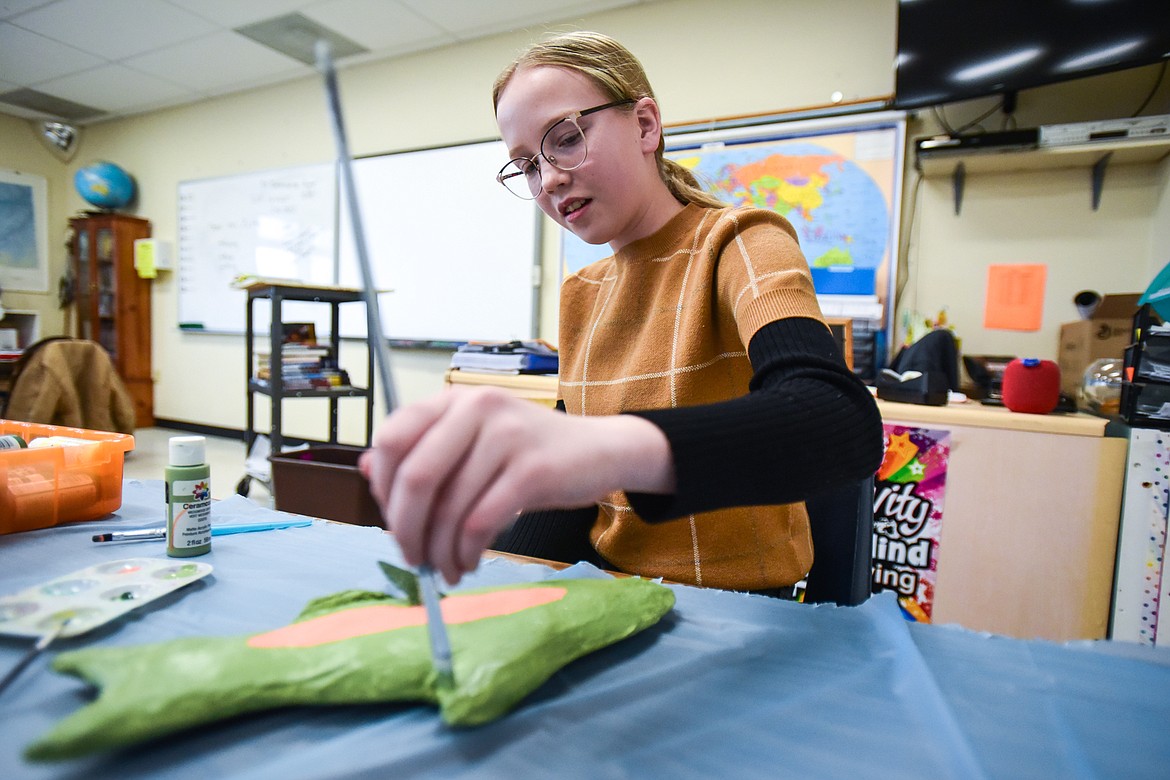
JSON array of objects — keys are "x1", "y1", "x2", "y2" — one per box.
[
  {"x1": 166, "y1": 435, "x2": 212, "y2": 557},
  {"x1": 0, "y1": 434, "x2": 28, "y2": 450}
]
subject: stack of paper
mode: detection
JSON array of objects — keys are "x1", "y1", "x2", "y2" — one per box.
[{"x1": 450, "y1": 340, "x2": 558, "y2": 374}]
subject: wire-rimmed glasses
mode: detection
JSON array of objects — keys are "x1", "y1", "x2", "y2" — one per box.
[{"x1": 496, "y1": 99, "x2": 636, "y2": 199}]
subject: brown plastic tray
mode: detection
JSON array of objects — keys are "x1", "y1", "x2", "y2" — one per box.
[{"x1": 269, "y1": 445, "x2": 382, "y2": 527}]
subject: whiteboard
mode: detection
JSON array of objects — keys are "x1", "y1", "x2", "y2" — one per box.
[
  {"x1": 176, "y1": 140, "x2": 541, "y2": 343},
  {"x1": 177, "y1": 163, "x2": 337, "y2": 334},
  {"x1": 337, "y1": 140, "x2": 540, "y2": 343}
]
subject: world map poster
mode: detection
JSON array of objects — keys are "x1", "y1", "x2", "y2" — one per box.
[
  {"x1": 560, "y1": 116, "x2": 904, "y2": 302},
  {"x1": 0, "y1": 168, "x2": 49, "y2": 293}
]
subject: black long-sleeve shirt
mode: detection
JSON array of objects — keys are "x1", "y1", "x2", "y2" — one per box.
[{"x1": 494, "y1": 316, "x2": 883, "y2": 562}]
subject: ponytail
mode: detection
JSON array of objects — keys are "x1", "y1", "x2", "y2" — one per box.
[{"x1": 659, "y1": 157, "x2": 727, "y2": 209}]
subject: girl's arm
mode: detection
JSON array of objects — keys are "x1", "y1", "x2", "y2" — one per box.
[{"x1": 626, "y1": 316, "x2": 883, "y2": 521}]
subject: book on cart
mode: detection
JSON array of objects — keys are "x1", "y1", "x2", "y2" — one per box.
[
  {"x1": 254, "y1": 341, "x2": 353, "y2": 389},
  {"x1": 449, "y1": 339, "x2": 558, "y2": 374}
]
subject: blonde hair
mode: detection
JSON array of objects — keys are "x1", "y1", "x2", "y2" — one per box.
[{"x1": 492, "y1": 31, "x2": 725, "y2": 209}]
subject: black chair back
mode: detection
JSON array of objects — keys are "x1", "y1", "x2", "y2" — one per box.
[{"x1": 802, "y1": 476, "x2": 875, "y2": 606}]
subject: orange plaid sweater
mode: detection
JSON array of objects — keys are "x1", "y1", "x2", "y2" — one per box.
[{"x1": 558, "y1": 204, "x2": 827, "y2": 590}]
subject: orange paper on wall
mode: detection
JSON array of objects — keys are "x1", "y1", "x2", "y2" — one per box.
[{"x1": 984, "y1": 264, "x2": 1046, "y2": 331}]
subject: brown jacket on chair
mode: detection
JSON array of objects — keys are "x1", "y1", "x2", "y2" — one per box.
[{"x1": 3, "y1": 339, "x2": 136, "y2": 434}]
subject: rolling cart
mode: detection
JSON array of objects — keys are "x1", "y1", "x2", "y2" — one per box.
[{"x1": 237, "y1": 282, "x2": 374, "y2": 497}]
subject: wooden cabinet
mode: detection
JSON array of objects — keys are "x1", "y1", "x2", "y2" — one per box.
[{"x1": 69, "y1": 213, "x2": 153, "y2": 427}]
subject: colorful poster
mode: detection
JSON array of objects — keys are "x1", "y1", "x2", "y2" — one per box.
[
  {"x1": 560, "y1": 118, "x2": 904, "y2": 287},
  {"x1": 0, "y1": 168, "x2": 49, "y2": 293},
  {"x1": 873, "y1": 425, "x2": 950, "y2": 622}
]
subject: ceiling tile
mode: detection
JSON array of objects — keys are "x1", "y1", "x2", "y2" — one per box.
[
  {"x1": 0, "y1": 22, "x2": 103, "y2": 83},
  {"x1": 304, "y1": 0, "x2": 453, "y2": 54},
  {"x1": 34, "y1": 63, "x2": 189, "y2": 113},
  {"x1": 397, "y1": 0, "x2": 638, "y2": 39},
  {"x1": 0, "y1": 0, "x2": 54, "y2": 22},
  {"x1": 164, "y1": 0, "x2": 315, "y2": 29},
  {"x1": 124, "y1": 31, "x2": 304, "y2": 93},
  {"x1": 11, "y1": 0, "x2": 217, "y2": 59},
  {"x1": 0, "y1": 0, "x2": 653, "y2": 124}
]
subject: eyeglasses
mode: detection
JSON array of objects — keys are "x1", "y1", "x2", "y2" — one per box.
[{"x1": 496, "y1": 99, "x2": 636, "y2": 199}]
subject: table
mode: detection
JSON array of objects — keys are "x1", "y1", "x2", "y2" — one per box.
[
  {"x1": 2, "y1": 480, "x2": 1168, "y2": 779},
  {"x1": 444, "y1": 368, "x2": 558, "y2": 407}
]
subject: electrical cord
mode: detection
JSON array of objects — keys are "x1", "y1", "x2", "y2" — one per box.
[{"x1": 1131, "y1": 61, "x2": 1167, "y2": 117}]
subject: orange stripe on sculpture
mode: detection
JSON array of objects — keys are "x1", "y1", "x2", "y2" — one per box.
[{"x1": 247, "y1": 586, "x2": 568, "y2": 649}]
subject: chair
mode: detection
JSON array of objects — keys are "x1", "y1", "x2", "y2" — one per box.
[
  {"x1": 801, "y1": 475, "x2": 875, "y2": 606},
  {"x1": 1, "y1": 338, "x2": 136, "y2": 434}
]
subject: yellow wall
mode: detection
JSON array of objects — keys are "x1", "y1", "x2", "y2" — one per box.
[
  {"x1": 0, "y1": 114, "x2": 73, "y2": 337},
  {"x1": 1, "y1": 0, "x2": 1168, "y2": 440},
  {"x1": 900, "y1": 67, "x2": 1170, "y2": 358}
]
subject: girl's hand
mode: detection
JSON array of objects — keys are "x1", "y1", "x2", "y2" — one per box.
[{"x1": 358, "y1": 386, "x2": 674, "y2": 584}]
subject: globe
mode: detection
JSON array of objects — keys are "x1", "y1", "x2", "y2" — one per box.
[
  {"x1": 1080, "y1": 357, "x2": 1123, "y2": 415},
  {"x1": 74, "y1": 161, "x2": 135, "y2": 210}
]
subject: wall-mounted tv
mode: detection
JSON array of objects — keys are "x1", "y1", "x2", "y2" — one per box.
[{"x1": 894, "y1": 0, "x2": 1170, "y2": 111}]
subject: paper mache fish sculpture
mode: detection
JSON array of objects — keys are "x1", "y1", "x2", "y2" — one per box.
[{"x1": 27, "y1": 567, "x2": 674, "y2": 761}]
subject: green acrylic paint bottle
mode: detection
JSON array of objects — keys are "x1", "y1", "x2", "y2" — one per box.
[{"x1": 166, "y1": 435, "x2": 211, "y2": 557}]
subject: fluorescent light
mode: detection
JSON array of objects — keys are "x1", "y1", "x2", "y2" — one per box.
[
  {"x1": 952, "y1": 48, "x2": 1043, "y2": 82},
  {"x1": 1057, "y1": 39, "x2": 1144, "y2": 71}
]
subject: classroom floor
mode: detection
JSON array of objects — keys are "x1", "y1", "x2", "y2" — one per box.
[{"x1": 121, "y1": 427, "x2": 273, "y2": 506}]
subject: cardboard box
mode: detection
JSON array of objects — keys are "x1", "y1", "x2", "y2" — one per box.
[
  {"x1": 0, "y1": 420, "x2": 134, "y2": 534},
  {"x1": 1057, "y1": 293, "x2": 1139, "y2": 395}
]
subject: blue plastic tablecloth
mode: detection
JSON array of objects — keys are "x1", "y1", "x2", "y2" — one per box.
[{"x1": 2, "y1": 480, "x2": 1168, "y2": 779}]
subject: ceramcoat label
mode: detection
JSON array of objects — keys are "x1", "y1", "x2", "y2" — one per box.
[{"x1": 169, "y1": 478, "x2": 211, "y2": 548}]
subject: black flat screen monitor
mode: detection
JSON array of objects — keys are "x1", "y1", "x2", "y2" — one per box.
[{"x1": 894, "y1": 0, "x2": 1170, "y2": 110}]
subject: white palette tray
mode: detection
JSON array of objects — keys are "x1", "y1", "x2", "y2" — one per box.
[{"x1": 0, "y1": 558, "x2": 213, "y2": 639}]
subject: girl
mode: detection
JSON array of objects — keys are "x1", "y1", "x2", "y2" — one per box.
[{"x1": 360, "y1": 31, "x2": 883, "y2": 591}]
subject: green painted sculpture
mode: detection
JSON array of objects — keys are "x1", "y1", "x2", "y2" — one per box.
[{"x1": 27, "y1": 575, "x2": 674, "y2": 761}]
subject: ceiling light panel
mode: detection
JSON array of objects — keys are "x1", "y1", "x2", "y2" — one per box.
[
  {"x1": 0, "y1": 87, "x2": 105, "y2": 121},
  {"x1": 235, "y1": 12, "x2": 369, "y2": 65}
]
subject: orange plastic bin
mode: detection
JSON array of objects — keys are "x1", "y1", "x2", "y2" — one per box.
[{"x1": 0, "y1": 420, "x2": 134, "y2": 534}]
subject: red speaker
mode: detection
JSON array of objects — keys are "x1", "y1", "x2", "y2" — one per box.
[{"x1": 1002, "y1": 358, "x2": 1061, "y2": 414}]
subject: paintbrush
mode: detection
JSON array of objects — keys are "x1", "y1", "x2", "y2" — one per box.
[
  {"x1": 314, "y1": 39, "x2": 454, "y2": 688},
  {"x1": 0, "y1": 619, "x2": 70, "y2": 699},
  {"x1": 91, "y1": 519, "x2": 313, "y2": 543}
]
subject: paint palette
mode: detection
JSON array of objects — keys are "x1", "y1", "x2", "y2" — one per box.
[{"x1": 0, "y1": 558, "x2": 213, "y2": 639}]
